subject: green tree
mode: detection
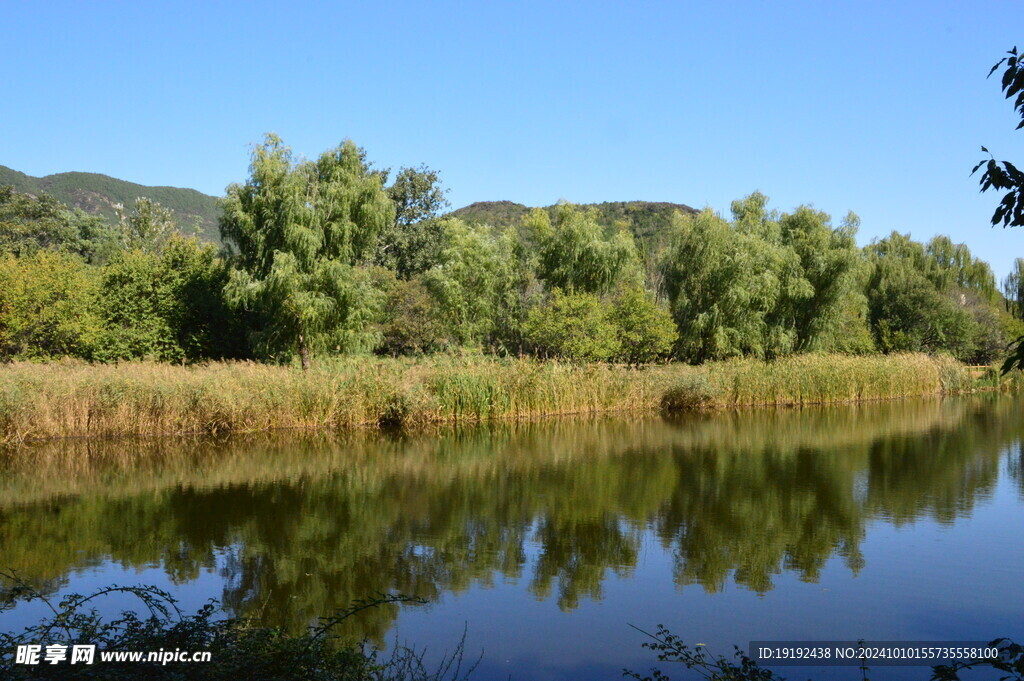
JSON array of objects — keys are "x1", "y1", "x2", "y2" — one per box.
[
  {"x1": 608, "y1": 288, "x2": 677, "y2": 365},
  {"x1": 97, "y1": 249, "x2": 179, "y2": 361},
  {"x1": 924, "y1": 235, "x2": 997, "y2": 301},
  {"x1": 97, "y1": 236, "x2": 243, "y2": 363},
  {"x1": 375, "y1": 165, "x2": 451, "y2": 278},
  {"x1": 778, "y1": 207, "x2": 862, "y2": 350},
  {"x1": 116, "y1": 197, "x2": 184, "y2": 254},
  {"x1": 387, "y1": 164, "x2": 450, "y2": 228},
  {"x1": 864, "y1": 232, "x2": 1014, "y2": 362},
  {"x1": 376, "y1": 273, "x2": 451, "y2": 355},
  {"x1": 421, "y1": 219, "x2": 525, "y2": 347},
  {"x1": 1003, "y1": 257, "x2": 1024, "y2": 320},
  {"x1": 156, "y1": 236, "x2": 244, "y2": 360},
  {"x1": 220, "y1": 135, "x2": 394, "y2": 369},
  {"x1": 866, "y1": 241, "x2": 976, "y2": 358},
  {"x1": 661, "y1": 209, "x2": 783, "y2": 362},
  {"x1": 528, "y1": 203, "x2": 642, "y2": 295}
]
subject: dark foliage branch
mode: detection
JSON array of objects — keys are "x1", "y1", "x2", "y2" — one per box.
[{"x1": 974, "y1": 47, "x2": 1024, "y2": 373}]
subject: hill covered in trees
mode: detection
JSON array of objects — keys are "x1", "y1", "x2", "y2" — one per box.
[
  {"x1": 0, "y1": 165, "x2": 221, "y2": 242},
  {"x1": 450, "y1": 199, "x2": 698, "y2": 246}
]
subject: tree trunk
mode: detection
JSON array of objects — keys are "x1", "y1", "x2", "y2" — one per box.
[{"x1": 297, "y1": 334, "x2": 311, "y2": 371}]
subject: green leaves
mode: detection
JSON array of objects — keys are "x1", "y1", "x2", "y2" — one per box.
[
  {"x1": 220, "y1": 135, "x2": 396, "y2": 366},
  {"x1": 522, "y1": 287, "x2": 675, "y2": 363},
  {"x1": 661, "y1": 206, "x2": 785, "y2": 362},
  {"x1": 531, "y1": 203, "x2": 643, "y2": 296},
  {"x1": 974, "y1": 46, "x2": 1024, "y2": 228}
]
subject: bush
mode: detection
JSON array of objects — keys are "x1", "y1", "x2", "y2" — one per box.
[
  {"x1": 98, "y1": 237, "x2": 243, "y2": 362},
  {"x1": 609, "y1": 288, "x2": 677, "y2": 364},
  {"x1": 660, "y1": 374, "x2": 715, "y2": 411},
  {"x1": 522, "y1": 289, "x2": 619, "y2": 362},
  {"x1": 0, "y1": 251, "x2": 104, "y2": 360}
]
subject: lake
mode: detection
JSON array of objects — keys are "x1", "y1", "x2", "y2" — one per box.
[{"x1": 1, "y1": 394, "x2": 1022, "y2": 680}]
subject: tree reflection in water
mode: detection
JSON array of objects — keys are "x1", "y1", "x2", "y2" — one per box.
[{"x1": 0, "y1": 394, "x2": 1021, "y2": 642}]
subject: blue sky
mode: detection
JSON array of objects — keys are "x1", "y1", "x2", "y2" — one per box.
[{"x1": 3, "y1": 1, "x2": 1023, "y2": 277}]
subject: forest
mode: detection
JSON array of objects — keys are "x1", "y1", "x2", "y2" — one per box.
[{"x1": 2, "y1": 134, "x2": 1023, "y2": 370}]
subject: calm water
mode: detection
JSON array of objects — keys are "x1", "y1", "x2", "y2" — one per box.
[{"x1": 1, "y1": 395, "x2": 1022, "y2": 679}]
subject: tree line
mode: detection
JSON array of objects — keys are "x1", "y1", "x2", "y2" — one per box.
[{"x1": 2, "y1": 134, "x2": 1023, "y2": 367}]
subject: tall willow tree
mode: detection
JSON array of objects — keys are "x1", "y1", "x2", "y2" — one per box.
[
  {"x1": 527, "y1": 203, "x2": 641, "y2": 295},
  {"x1": 778, "y1": 206, "x2": 863, "y2": 351},
  {"x1": 421, "y1": 218, "x2": 524, "y2": 347},
  {"x1": 924, "y1": 235, "x2": 998, "y2": 302},
  {"x1": 661, "y1": 209, "x2": 783, "y2": 362},
  {"x1": 220, "y1": 135, "x2": 395, "y2": 369}
]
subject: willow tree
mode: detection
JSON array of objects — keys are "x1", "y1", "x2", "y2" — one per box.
[
  {"x1": 527, "y1": 203, "x2": 641, "y2": 295},
  {"x1": 220, "y1": 135, "x2": 394, "y2": 369},
  {"x1": 924, "y1": 235, "x2": 997, "y2": 302},
  {"x1": 777, "y1": 206, "x2": 863, "y2": 351},
  {"x1": 660, "y1": 209, "x2": 784, "y2": 362},
  {"x1": 421, "y1": 218, "x2": 524, "y2": 347}
]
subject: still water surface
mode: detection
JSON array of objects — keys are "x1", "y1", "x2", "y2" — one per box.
[{"x1": 1, "y1": 395, "x2": 1022, "y2": 679}]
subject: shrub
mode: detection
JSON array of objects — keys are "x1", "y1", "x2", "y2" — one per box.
[
  {"x1": 522, "y1": 289, "x2": 619, "y2": 362},
  {"x1": 0, "y1": 251, "x2": 104, "y2": 360},
  {"x1": 98, "y1": 237, "x2": 244, "y2": 362},
  {"x1": 660, "y1": 374, "x2": 715, "y2": 411},
  {"x1": 609, "y1": 288, "x2": 677, "y2": 364}
]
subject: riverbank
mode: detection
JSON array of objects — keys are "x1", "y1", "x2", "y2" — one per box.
[{"x1": 0, "y1": 353, "x2": 1011, "y2": 445}]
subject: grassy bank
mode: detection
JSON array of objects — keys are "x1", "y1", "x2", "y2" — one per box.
[{"x1": 0, "y1": 353, "x2": 1000, "y2": 444}]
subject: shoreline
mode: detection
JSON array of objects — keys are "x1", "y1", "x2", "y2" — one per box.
[{"x1": 0, "y1": 353, "x2": 1011, "y2": 446}]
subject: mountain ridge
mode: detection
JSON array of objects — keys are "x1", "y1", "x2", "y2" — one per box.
[
  {"x1": 0, "y1": 165, "x2": 222, "y2": 242},
  {"x1": 1, "y1": 164, "x2": 699, "y2": 247}
]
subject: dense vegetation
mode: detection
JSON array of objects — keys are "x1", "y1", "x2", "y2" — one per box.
[
  {"x1": 0, "y1": 353, "x2": 983, "y2": 443},
  {"x1": 2, "y1": 133, "x2": 1023, "y2": 372}
]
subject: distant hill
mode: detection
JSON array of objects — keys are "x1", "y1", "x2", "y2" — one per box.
[
  {"x1": 0, "y1": 163, "x2": 698, "y2": 250},
  {"x1": 449, "y1": 200, "x2": 698, "y2": 248},
  {"x1": 0, "y1": 165, "x2": 222, "y2": 242}
]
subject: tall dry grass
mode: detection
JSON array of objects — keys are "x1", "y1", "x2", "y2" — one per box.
[{"x1": 0, "y1": 353, "x2": 985, "y2": 444}]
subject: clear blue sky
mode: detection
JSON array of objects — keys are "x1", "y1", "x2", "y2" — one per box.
[{"x1": 3, "y1": 1, "x2": 1023, "y2": 277}]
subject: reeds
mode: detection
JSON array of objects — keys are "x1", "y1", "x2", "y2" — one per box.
[{"x1": 0, "y1": 353, "x2": 987, "y2": 444}]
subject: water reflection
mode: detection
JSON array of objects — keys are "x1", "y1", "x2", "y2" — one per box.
[{"x1": 0, "y1": 395, "x2": 1021, "y2": 642}]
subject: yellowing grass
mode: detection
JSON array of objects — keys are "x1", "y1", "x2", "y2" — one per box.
[{"x1": 0, "y1": 354, "x2": 979, "y2": 444}]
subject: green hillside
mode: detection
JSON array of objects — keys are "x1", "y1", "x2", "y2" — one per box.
[
  {"x1": 449, "y1": 199, "x2": 698, "y2": 247},
  {"x1": 0, "y1": 165, "x2": 222, "y2": 242}
]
